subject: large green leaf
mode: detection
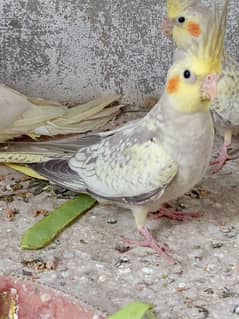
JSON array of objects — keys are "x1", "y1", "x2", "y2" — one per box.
[
  {"x1": 21, "y1": 194, "x2": 96, "y2": 249},
  {"x1": 108, "y1": 302, "x2": 157, "y2": 319}
]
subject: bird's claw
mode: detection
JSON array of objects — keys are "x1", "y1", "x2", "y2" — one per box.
[
  {"x1": 122, "y1": 228, "x2": 176, "y2": 264},
  {"x1": 210, "y1": 144, "x2": 239, "y2": 173}
]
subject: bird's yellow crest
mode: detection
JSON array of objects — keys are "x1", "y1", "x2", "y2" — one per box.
[
  {"x1": 185, "y1": 0, "x2": 229, "y2": 75},
  {"x1": 167, "y1": 0, "x2": 196, "y2": 19},
  {"x1": 166, "y1": 0, "x2": 229, "y2": 113}
]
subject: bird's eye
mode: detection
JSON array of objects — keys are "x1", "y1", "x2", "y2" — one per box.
[
  {"x1": 183, "y1": 70, "x2": 191, "y2": 79},
  {"x1": 177, "y1": 16, "x2": 186, "y2": 23}
]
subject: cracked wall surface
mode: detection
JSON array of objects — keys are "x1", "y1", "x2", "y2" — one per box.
[{"x1": 0, "y1": 0, "x2": 238, "y2": 105}]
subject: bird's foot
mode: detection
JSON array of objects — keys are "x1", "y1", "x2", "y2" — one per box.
[
  {"x1": 148, "y1": 207, "x2": 203, "y2": 222},
  {"x1": 210, "y1": 144, "x2": 239, "y2": 173},
  {"x1": 123, "y1": 227, "x2": 176, "y2": 264}
]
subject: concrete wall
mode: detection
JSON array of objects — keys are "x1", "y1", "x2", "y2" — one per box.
[{"x1": 0, "y1": 0, "x2": 238, "y2": 105}]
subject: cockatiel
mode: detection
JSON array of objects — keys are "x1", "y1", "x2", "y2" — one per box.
[
  {"x1": 163, "y1": 0, "x2": 210, "y2": 49},
  {"x1": 0, "y1": 86, "x2": 121, "y2": 142},
  {"x1": 163, "y1": 0, "x2": 238, "y2": 173},
  {"x1": 0, "y1": 1, "x2": 227, "y2": 262}
]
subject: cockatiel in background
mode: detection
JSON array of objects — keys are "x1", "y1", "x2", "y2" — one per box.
[
  {"x1": 163, "y1": 0, "x2": 239, "y2": 173},
  {"x1": 0, "y1": 1, "x2": 228, "y2": 263},
  {"x1": 0, "y1": 85, "x2": 121, "y2": 142},
  {"x1": 163, "y1": 0, "x2": 210, "y2": 48}
]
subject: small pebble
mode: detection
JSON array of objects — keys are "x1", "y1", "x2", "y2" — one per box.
[
  {"x1": 40, "y1": 293, "x2": 51, "y2": 302},
  {"x1": 107, "y1": 218, "x2": 117, "y2": 224},
  {"x1": 115, "y1": 243, "x2": 131, "y2": 253},
  {"x1": 176, "y1": 203, "x2": 186, "y2": 211},
  {"x1": 5, "y1": 208, "x2": 18, "y2": 222},
  {"x1": 142, "y1": 267, "x2": 154, "y2": 275},
  {"x1": 98, "y1": 275, "x2": 107, "y2": 282},
  {"x1": 118, "y1": 268, "x2": 131, "y2": 274},
  {"x1": 46, "y1": 257, "x2": 59, "y2": 270},
  {"x1": 178, "y1": 283, "x2": 186, "y2": 289},
  {"x1": 96, "y1": 264, "x2": 104, "y2": 269},
  {"x1": 221, "y1": 227, "x2": 238, "y2": 239},
  {"x1": 61, "y1": 271, "x2": 70, "y2": 279},
  {"x1": 233, "y1": 305, "x2": 239, "y2": 314},
  {"x1": 222, "y1": 287, "x2": 233, "y2": 298},
  {"x1": 189, "y1": 190, "x2": 201, "y2": 199},
  {"x1": 205, "y1": 264, "x2": 216, "y2": 272},
  {"x1": 22, "y1": 269, "x2": 33, "y2": 277},
  {"x1": 204, "y1": 288, "x2": 214, "y2": 295},
  {"x1": 214, "y1": 252, "x2": 224, "y2": 259},
  {"x1": 115, "y1": 257, "x2": 129, "y2": 268},
  {"x1": 211, "y1": 242, "x2": 223, "y2": 249},
  {"x1": 196, "y1": 306, "x2": 209, "y2": 319},
  {"x1": 226, "y1": 232, "x2": 238, "y2": 239}
]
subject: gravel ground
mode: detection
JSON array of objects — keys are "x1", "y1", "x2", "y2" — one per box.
[{"x1": 0, "y1": 114, "x2": 238, "y2": 319}]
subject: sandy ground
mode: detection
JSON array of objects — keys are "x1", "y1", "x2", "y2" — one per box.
[{"x1": 0, "y1": 112, "x2": 238, "y2": 319}]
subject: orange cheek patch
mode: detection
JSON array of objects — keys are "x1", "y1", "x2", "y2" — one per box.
[
  {"x1": 187, "y1": 22, "x2": 201, "y2": 38},
  {"x1": 167, "y1": 76, "x2": 180, "y2": 94}
]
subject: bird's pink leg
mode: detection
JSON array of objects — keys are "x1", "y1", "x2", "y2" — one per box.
[
  {"x1": 210, "y1": 128, "x2": 239, "y2": 173},
  {"x1": 124, "y1": 227, "x2": 176, "y2": 264},
  {"x1": 210, "y1": 144, "x2": 238, "y2": 173},
  {"x1": 148, "y1": 207, "x2": 203, "y2": 222}
]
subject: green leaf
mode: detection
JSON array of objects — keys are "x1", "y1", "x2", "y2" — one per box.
[
  {"x1": 108, "y1": 302, "x2": 157, "y2": 319},
  {"x1": 6, "y1": 163, "x2": 47, "y2": 180},
  {"x1": 21, "y1": 194, "x2": 96, "y2": 250}
]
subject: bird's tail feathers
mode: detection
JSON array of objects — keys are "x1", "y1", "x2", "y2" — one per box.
[{"x1": 30, "y1": 160, "x2": 85, "y2": 192}]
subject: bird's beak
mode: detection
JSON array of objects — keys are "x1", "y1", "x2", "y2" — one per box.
[
  {"x1": 201, "y1": 74, "x2": 220, "y2": 102},
  {"x1": 162, "y1": 16, "x2": 174, "y2": 36}
]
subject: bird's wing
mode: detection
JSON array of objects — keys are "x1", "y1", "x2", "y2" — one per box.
[
  {"x1": 32, "y1": 122, "x2": 178, "y2": 204},
  {"x1": 211, "y1": 53, "x2": 239, "y2": 126}
]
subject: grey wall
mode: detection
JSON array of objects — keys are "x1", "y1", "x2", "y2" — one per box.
[{"x1": 0, "y1": 0, "x2": 238, "y2": 105}]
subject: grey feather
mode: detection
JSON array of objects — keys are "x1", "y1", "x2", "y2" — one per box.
[
  {"x1": 211, "y1": 53, "x2": 239, "y2": 128},
  {"x1": 30, "y1": 160, "x2": 86, "y2": 192}
]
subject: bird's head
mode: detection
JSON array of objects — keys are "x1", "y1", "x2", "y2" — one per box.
[
  {"x1": 163, "y1": 0, "x2": 209, "y2": 49},
  {"x1": 165, "y1": 0, "x2": 228, "y2": 113}
]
